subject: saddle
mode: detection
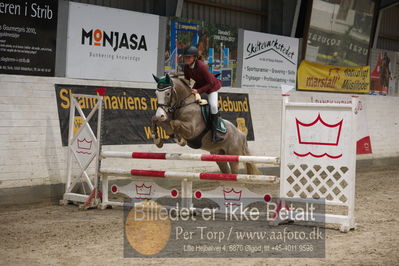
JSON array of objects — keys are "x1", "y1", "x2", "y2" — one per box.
[
  {"x1": 186, "y1": 100, "x2": 227, "y2": 149},
  {"x1": 200, "y1": 105, "x2": 227, "y2": 133}
]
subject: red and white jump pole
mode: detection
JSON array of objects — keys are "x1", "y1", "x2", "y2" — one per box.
[
  {"x1": 100, "y1": 168, "x2": 279, "y2": 184},
  {"x1": 101, "y1": 151, "x2": 280, "y2": 165}
]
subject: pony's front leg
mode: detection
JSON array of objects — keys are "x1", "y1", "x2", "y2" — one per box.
[
  {"x1": 174, "y1": 136, "x2": 187, "y2": 146},
  {"x1": 151, "y1": 116, "x2": 163, "y2": 148},
  {"x1": 169, "y1": 120, "x2": 187, "y2": 146},
  {"x1": 170, "y1": 119, "x2": 193, "y2": 144}
]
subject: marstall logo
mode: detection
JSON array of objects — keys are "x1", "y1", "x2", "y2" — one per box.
[
  {"x1": 81, "y1": 28, "x2": 147, "y2": 52},
  {"x1": 245, "y1": 39, "x2": 295, "y2": 64},
  {"x1": 306, "y1": 68, "x2": 340, "y2": 89}
]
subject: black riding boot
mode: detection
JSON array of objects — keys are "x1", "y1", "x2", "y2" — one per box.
[{"x1": 211, "y1": 114, "x2": 222, "y2": 142}]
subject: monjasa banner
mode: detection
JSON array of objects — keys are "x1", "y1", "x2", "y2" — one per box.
[
  {"x1": 65, "y1": 2, "x2": 159, "y2": 82},
  {"x1": 55, "y1": 85, "x2": 254, "y2": 146}
]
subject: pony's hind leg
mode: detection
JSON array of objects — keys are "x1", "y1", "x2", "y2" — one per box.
[
  {"x1": 241, "y1": 136, "x2": 261, "y2": 175},
  {"x1": 216, "y1": 162, "x2": 230, "y2": 174},
  {"x1": 245, "y1": 162, "x2": 261, "y2": 175},
  {"x1": 211, "y1": 150, "x2": 230, "y2": 173},
  {"x1": 229, "y1": 162, "x2": 239, "y2": 174}
]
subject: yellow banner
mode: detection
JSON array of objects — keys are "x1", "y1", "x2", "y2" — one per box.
[{"x1": 298, "y1": 60, "x2": 370, "y2": 93}]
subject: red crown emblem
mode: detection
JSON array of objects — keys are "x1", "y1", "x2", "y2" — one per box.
[
  {"x1": 296, "y1": 114, "x2": 343, "y2": 146},
  {"x1": 223, "y1": 188, "x2": 242, "y2": 201},
  {"x1": 77, "y1": 138, "x2": 93, "y2": 150},
  {"x1": 135, "y1": 184, "x2": 152, "y2": 196}
]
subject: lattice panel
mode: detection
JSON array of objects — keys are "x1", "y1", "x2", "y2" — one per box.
[{"x1": 282, "y1": 163, "x2": 352, "y2": 206}]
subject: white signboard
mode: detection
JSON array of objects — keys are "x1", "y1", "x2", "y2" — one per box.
[
  {"x1": 71, "y1": 122, "x2": 97, "y2": 169},
  {"x1": 241, "y1": 30, "x2": 299, "y2": 89},
  {"x1": 310, "y1": 95, "x2": 372, "y2": 154},
  {"x1": 66, "y1": 2, "x2": 159, "y2": 82}
]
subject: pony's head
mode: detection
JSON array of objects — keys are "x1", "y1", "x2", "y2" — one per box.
[
  {"x1": 152, "y1": 73, "x2": 173, "y2": 91},
  {"x1": 152, "y1": 74, "x2": 192, "y2": 121},
  {"x1": 153, "y1": 74, "x2": 173, "y2": 121}
]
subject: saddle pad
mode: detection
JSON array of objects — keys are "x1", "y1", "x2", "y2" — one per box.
[
  {"x1": 200, "y1": 105, "x2": 227, "y2": 134},
  {"x1": 201, "y1": 105, "x2": 210, "y2": 124},
  {"x1": 217, "y1": 118, "x2": 227, "y2": 133}
]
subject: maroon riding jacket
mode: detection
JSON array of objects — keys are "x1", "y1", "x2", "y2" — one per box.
[{"x1": 184, "y1": 60, "x2": 221, "y2": 94}]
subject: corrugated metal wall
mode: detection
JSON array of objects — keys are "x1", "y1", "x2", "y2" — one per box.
[
  {"x1": 70, "y1": 0, "x2": 298, "y2": 35},
  {"x1": 377, "y1": 4, "x2": 399, "y2": 51},
  {"x1": 70, "y1": 0, "x2": 170, "y2": 15},
  {"x1": 68, "y1": 0, "x2": 399, "y2": 44},
  {"x1": 71, "y1": 0, "x2": 144, "y2": 10},
  {"x1": 181, "y1": 0, "x2": 265, "y2": 32}
]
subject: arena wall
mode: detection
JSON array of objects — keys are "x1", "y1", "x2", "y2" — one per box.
[{"x1": 1, "y1": 74, "x2": 398, "y2": 194}]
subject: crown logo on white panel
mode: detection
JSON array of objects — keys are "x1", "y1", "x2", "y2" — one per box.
[
  {"x1": 77, "y1": 138, "x2": 93, "y2": 150},
  {"x1": 296, "y1": 114, "x2": 343, "y2": 146},
  {"x1": 223, "y1": 188, "x2": 242, "y2": 201},
  {"x1": 135, "y1": 184, "x2": 152, "y2": 196}
]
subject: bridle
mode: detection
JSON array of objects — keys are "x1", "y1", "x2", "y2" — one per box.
[{"x1": 157, "y1": 82, "x2": 197, "y2": 115}]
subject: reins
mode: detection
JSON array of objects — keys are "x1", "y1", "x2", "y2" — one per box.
[{"x1": 159, "y1": 80, "x2": 197, "y2": 115}]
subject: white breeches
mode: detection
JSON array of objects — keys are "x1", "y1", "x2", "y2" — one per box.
[{"x1": 208, "y1": 91, "x2": 219, "y2": 114}]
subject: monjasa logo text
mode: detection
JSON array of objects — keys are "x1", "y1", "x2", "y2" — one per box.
[{"x1": 81, "y1": 28, "x2": 147, "y2": 52}]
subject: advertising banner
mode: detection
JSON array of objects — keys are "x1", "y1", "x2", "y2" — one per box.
[
  {"x1": 298, "y1": 60, "x2": 370, "y2": 93},
  {"x1": 369, "y1": 48, "x2": 399, "y2": 96},
  {"x1": 310, "y1": 95, "x2": 372, "y2": 154},
  {"x1": 55, "y1": 85, "x2": 254, "y2": 146},
  {"x1": 65, "y1": 2, "x2": 159, "y2": 82},
  {"x1": 241, "y1": 30, "x2": 299, "y2": 89},
  {"x1": 304, "y1": 0, "x2": 375, "y2": 67},
  {"x1": 0, "y1": 0, "x2": 58, "y2": 76},
  {"x1": 164, "y1": 17, "x2": 238, "y2": 87}
]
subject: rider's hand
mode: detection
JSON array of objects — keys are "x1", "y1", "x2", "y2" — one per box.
[{"x1": 191, "y1": 89, "x2": 198, "y2": 94}]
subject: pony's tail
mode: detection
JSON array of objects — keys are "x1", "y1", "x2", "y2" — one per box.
[{"x1": 242, "y1": 137, "x2": 261, "y2": 175}]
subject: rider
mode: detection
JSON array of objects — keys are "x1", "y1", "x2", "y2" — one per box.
[{"x1": 182, "y1": 45, "x2": 222, "y2": 142}]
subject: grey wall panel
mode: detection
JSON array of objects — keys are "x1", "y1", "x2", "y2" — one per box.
[
  {"x1": 235, "y1": 28, "x2": 244, "y2": 87},
  {"x1": 181, "y1": 0, "x2": 264, "y2": 32},
  {"x1": 71, "y1": 0, "x2": 160, "y2": 14},
  {"x1": 157, "y1": 16, "x2": 167, "y2": 76},
  {"x1": 377, "y1": 5, "x2": 399, "y2": 51},
  {"x1": 55, "y1": 0, "x2": 69, "y2": 77},
  {"x1": 377, "y1": 39, "x2": 399, "y2": 51},
  {"x1": 69, "y1": 0, "x2": 297, "y2": 35},
  {"x1": 379, "y1": 6, "x2": 399, "y2": 36}
]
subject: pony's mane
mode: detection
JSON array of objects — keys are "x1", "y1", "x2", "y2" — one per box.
[
  {"x1": 179, "y1": 78, "x2": 191, "y2": 88},
  {"x1": 172, "y1": 77, "x2": 191, "y2": 90}
]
